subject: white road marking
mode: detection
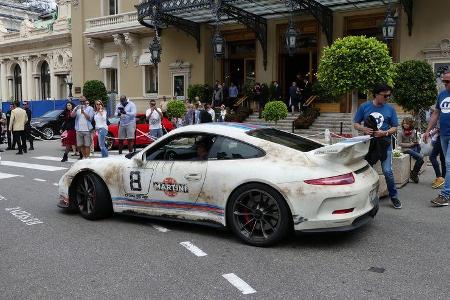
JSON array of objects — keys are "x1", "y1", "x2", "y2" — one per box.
[
  {"x1": 53, "y1": 183, "x2": 59, "y2": 186},
  {"x1": 0, "y1": 172, "x2": 23, "y2": 179},
  {"x1": 151, "y1": 224, "x2": 170, "y2": 232},
  {"x1": 5, "y1": 207, "x2": 44, "y2": 226},
  {"x1": 179, "y1": 241, "x2": 207, "y2": 257},
  {"x1": 222, "y1": 273, "x2": 257, "y2": 295},
  {"x1": 33, "y1": 178, "x2": 47, "y2": 182},
  {"x1": 33, "y1": 156, "x2": 76, "y2": 163},
  {"x1": 1, "y1": 161, "x2": 67, "y2": 171},
  {"x1": 0, "y1": 194, "x2": 7, "y2": 201}
]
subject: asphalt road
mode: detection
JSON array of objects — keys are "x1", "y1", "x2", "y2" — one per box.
[{"x1": 0, "y1": 139, "x2": 449, "y2": 299}]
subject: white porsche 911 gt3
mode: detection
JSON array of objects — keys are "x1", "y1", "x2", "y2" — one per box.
[{"x1": 58, "y1": 123, "x2": 379, "y2": 246}]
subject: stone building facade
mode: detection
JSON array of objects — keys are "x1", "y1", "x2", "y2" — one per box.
[{"x1": 0, "y1": 0, "x2": 71, "y2": 102}]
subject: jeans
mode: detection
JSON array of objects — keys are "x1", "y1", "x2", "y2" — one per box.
[
  {"x1": 150, "y1": 128, "x2": 163, "y2": 140},
  {"x1": 97, "y1": 128, "x2": 108, "y2": 157},
  {"x1": 378, "y1": 146, "x2": 398, "y2": 199},
  {"x1": 404, "y1": 145, "x2": 424, "y2": 173},
  {"x1": 439, "y1": 135, "x2": 450, "y2": 198},
  {"x1": 430, "y1": 138, "x2": 446, "y2": 178}
]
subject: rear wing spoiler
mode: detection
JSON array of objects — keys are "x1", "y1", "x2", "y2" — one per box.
[{"x1": 311, "y1": 136, "x2": 372, "y2": 165}]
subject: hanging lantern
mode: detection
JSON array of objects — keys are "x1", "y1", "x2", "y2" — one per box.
[
  {"x1": 212, "y1": 31, "x2": 225, "y2": 58},
  {"x1": 149, "y1": 36, "x2": 161, "y2": 65},
  {"x1": 382, "y1": 5, "x2": 397, "y2": 40},
  {"x1": 285, "y1": 22, "x2": 298, "y2": 56}
]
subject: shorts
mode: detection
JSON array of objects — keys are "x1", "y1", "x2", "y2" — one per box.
[
  {"x1": 119, "y1": 123, "x2": 136, "y2": 140},
  {"x1": 76, "y1": 131, "x2": 92, "y2": 147}
]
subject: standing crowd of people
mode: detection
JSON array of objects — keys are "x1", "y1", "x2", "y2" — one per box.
[{"x1": 0, "y1": 101, "x2": 34, "y2": 154}]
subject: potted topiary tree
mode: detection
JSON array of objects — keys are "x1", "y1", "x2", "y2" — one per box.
[
  {"x1": 83, "y1": 80, "x2": 108, "y2": 106},
  {"x1": 262, "y1": 100, "x2": 288, "y2": 125},
  {"x1": 166, "y1": 99, "x2": 187, "y2": 127},
  {"x1": 317, "y1": 36, "x2": 394, "y2": 117},
  {"x1": 392, "y1": 60, "x2": 437, "y2": 130}
]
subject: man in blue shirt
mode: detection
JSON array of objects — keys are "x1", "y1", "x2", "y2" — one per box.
[
  {"x1": 354, "y1": 83, "x2": 401, "y2": 209},
  {"x1": 228, "y1": 82, "x2": 238, "y2": 107},
  {"x1": 424, "y1": 71, "x2": 450, "y2": 207},
  {"x1": 115, "y1": 95, "x2": 137, "y2": 154}
]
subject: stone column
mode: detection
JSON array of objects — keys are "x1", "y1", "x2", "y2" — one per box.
[
  {"x1": 8, "y1": 78, "x2": 13, "y2": 100},
  {"x1": 20, "y1": 58, "x2": 28, "y2": 101},
  {"x1": 50, "y1": 70, "x2": 58, "y2": 100},
  {"x1": 0, "y1": 60, "x2": 7, "y2": 101},
  {"x1": 26, "y1": 58, "x2": 34, "y2": 100},
  {"x1": 34, "y1": 76, "x2": 40, "y2": 100}
]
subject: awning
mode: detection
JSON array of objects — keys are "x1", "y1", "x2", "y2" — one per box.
[
  {"x1": 138, "y1": 52, "x2": 152, "y2": 66},
  {"x1": 99, "y1": 56, "x2": 118, "y2": 69}
]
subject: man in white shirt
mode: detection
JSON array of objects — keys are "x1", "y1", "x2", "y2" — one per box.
[{"x1": 146, "y1": 100, "x2": 163, "y2": 140}]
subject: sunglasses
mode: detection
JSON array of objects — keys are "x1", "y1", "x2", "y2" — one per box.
[
  {"x1": 379, "y1": 94, "x2": 391, "y2": 99},
  {"x1": 443, "y1": 80, "x2": 450, "y2": 84}
]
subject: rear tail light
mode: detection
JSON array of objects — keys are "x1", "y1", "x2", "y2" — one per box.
[
  {"x1": 304, "y1": 173, "x2": 355, "y2": 185},
  {"x1": 332, "y1": 208, "x2": 355, "y2": 214}
]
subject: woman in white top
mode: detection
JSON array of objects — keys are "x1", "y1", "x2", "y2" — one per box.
[
  {"x1": 146, "y1": 100, "x2": 163, "y2": 140},
  {"x1": 94, "y1": 100, "x2": 109, "y2": 157}
]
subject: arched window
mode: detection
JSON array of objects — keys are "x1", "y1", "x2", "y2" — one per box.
[
  {"x1": 13, "y1": 64, "x2": 22, "y2": 101},
  {"x1": 41, "y1": 61, "x2": 50, "y2": 100}
]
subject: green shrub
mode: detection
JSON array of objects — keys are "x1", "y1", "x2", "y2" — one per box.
[
  {"x1": 312, "y1": 81, "x2": 339, "y2": 103},
  {"x1": 392, "y1": 60, "x2": 437, "y2": 115},
  {"x1": 83, "y1": 80, "x2": 108, "y2": 106},
  {"x1": 262, "y1": 101, "x2": 288, "y2": 124},
  {"x1": 317, "y1": 36, "x2": 394, "y2": 97},
  {"x1": 188, "y1": 84, "x2": 213, "y2": 103},
  {"x1": 166, "y1": 100, "x2": 186, "y2": 119}
]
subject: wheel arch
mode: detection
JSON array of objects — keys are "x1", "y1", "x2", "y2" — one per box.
[
  {"x1": 224, "y1": 181, "x2": 294, "y2": 228},
  {"x1": 68, "y1": 169, "x2": 113, "y2": 211}
]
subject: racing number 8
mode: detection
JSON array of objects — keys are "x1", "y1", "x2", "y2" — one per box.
[{"x1": 129, "y1": 171, "x2": 142, "y2": 191}]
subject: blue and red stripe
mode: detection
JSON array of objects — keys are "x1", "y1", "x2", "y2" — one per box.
[{"x1": 112, "y1": 197, "x2": 224, "y2": 216}]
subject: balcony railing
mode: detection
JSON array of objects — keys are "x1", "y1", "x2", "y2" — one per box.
[{"x1": 85, "y1": 11, "x2": 140, "y2": 31}]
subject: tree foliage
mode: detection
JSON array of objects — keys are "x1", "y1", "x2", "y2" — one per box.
[
  {"x1": 262, "y1": 101, "x2": 288, "y2": 124},
  {"x1": 83, "y1": 80, "x2": 108, "y2": 106},
  {"x1": 188, "y1": 84, "x2": 213, "y2": 103},
  {"x1": 392, "y1": 60, "x2": 437, "y2": 115},
  {"x1": 166, "y1": 100, "x2": 187, "y2": 119},
  {"x1": 317, "y1": 36, "x2": 394, "y2": 96}
]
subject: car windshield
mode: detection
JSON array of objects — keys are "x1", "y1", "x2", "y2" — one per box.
[
  {"x1": 40, "y1": 110, "x2": 63, "y2": 118},
  {"x1": 247, "y1": 128, "x2": 323, "y2": 152}
]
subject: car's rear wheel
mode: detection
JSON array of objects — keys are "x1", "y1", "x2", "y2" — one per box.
[
  {"x1": 41, "y1": 127, "x2": 54, "y2": 140},
  {"x1": 74, "y1": 173, "x2": 112, "y2": 220},
  {"x1": 227, "y1": 183, "x2": 291, "y2": 247}
]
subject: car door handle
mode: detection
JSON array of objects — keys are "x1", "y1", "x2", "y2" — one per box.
[{"x1": 185, "y1": 173, "x2": 202, "y2": 181}]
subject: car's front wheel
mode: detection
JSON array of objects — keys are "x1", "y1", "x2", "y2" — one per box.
[
  {"x1": 74, "y1": 173, "x2": 113, "y2": 220},
  {"x1": 227, "y1": 183, "x2": 291, "y2": 247},
  {"x1": 41, "y1": 127, "x2": 54, "y2": 140},
  {"x1": 105, "y1": 132, "x2": 114, "y2": 150}
]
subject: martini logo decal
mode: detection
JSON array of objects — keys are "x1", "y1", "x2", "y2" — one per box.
[
  {"x1": 153, "y1": 177, "x2": 189, "y2": 197},
  {"x1": 440, "y1": 97, "x2": 450, "y2": 114},
  {"x1": 370, "y1": 112, "x2": 384, "y2": 129}
]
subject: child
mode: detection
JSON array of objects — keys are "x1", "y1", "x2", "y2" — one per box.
[{"x1": 398, "y1": 117, "x2": 424, "y2": 183}]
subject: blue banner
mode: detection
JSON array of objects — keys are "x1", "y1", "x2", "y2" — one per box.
[{"x1": 1, "y1": 99, "x2": 80, "y2": 117}]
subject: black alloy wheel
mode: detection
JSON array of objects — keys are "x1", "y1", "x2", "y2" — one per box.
[
  {"x1": 41, "y1": 127, "x2": 54, "y2": 140},
  {"x1": 74, "y1": 173, "x2": 112, "y2": 220},
  {"x1": 227, "y1": 183, "x2": 291, "y2": 246}
]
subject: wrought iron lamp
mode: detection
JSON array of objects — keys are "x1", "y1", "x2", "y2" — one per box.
[
  {"x1": 65, "y1": 74, "x2": 73, "y2": 98},
  {"x1": 382, "y1": 2, "x2": 397, "y2": 41},
  {"x1": 211, "y1": 0, "x2": 225, "y2": 58},
  {"x1": 285, "y1": 21, "x2": 298, "y2": 56},
  {"x1": 149, "y1": 35, "x2": 161, "y2": 65}
]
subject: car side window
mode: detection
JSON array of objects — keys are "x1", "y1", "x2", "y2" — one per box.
[
  {"x1": 208, "y1": 136, "x2": 264, "y2": 160},
  {"x1": 146, "y1": 133, "x2": 216, "y2": 161}
]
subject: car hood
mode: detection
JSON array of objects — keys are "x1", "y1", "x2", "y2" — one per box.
[{"x1": 31, "y1": 118, "x2": 53, "y2": 124}]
